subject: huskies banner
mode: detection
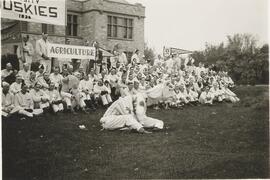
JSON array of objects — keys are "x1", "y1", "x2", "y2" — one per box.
[
  {"x1": 1, "y1": 0, "x2": 66, "y2": 26},
  {"x1": 48, "y1": 43, "x2": 96, "y2": 60}
]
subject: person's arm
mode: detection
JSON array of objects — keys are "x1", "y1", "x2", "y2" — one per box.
[
  {"x1": 28, "y1": 43, "x2": 34, "y2": 56},
  {"x1": 16, "y1": 46, "x2": 22, "y2": 60},
  {"x1": 36, "y1": 40, "x2": 43, "y2": 57},
  {"x1": 14, "y1": 94, "x2": 21, "y2": 107}
]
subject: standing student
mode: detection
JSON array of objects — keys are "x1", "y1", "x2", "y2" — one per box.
[
  {"x1": 36, "y1": 32, "x2": 51, "y2": 73},
  {"x1": 17, "y1": 35, "x2": 34, "y2": 70}
]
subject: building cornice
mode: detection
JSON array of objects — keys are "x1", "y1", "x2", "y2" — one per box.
[
  {"x1": 68, "y1": 9, "x2": 145, "y2": 19},
  {"x1": 104, "y1": 0, "x2": 145, "y2": 8}
]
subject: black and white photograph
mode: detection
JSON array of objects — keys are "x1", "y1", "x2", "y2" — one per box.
[{"x1": 0, "y1": 0, "x2": 269, "y2": 179}]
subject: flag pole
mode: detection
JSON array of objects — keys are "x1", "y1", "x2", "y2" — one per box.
[{"x1": 19, "y1": 20, "x2": 25, "y2": 70}]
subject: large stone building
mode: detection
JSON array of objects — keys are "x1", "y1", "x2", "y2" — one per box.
[{"x1": 1, "y1": 0, "x2": 145, "y2": 62}]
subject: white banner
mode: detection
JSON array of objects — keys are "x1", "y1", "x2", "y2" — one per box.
[
  {"x1": 48, "y1": 43, "x2": 96, "y2": 59},
  {"x1": 1, "y1": 0, "x2": 66, "y2": 26}
]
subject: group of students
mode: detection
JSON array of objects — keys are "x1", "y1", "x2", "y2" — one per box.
[{"x1": 1, "y1": 46, "x2": 240, "y2": 119}]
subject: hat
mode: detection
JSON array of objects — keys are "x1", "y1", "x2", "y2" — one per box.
[
  {"x1": 2, "y1": 81, "x2": 10, "y2": 87},
  {"x1": 16, "y1": 75, "x2": 23, "y2": 79}
]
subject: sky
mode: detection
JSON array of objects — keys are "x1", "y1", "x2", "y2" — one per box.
[{"x1": 126, "y1": 0, "x2": 268, "y2": 54}]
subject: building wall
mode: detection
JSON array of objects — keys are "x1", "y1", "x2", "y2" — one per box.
[
  {"x1": 94, "y1": 12, "x2": 144, "y2": 55},
  {"x1": 1, "y1": 0, "x2": 145, "y2": 61}
]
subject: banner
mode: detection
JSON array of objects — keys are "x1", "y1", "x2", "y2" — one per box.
[
  {"x1": 1, "y1": 0, "x2": 66, "y2": 26},
  {"x1": 48, "y1": 43, "x2": 96, "y2": 60},
  {"x1": 171, "y1": 48, "x2": 193, "y2": 55}
]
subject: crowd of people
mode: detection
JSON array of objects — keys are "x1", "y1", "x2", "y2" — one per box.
[{"x1": 2, "y1": 33, "x2": 240, "y2": 119}]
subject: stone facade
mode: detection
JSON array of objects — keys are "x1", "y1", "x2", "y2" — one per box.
[{"x1": 1, "y1": 0, "x2": 145, "y2": 61}]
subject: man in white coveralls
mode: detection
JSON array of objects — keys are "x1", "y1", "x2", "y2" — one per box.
[{"x1": 100, "y1": 93, "x2": 164, "y2": 133}]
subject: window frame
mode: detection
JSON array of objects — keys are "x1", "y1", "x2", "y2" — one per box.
[
  {"x1": 107, "y1": 15, "x2": 134, "y2": 40},
  {"x1": 41, "y1": 23, "x2": 55, "y2": 35},
  {"x1": 66, "y1": 14, "x2": 79, "y2": 37}
]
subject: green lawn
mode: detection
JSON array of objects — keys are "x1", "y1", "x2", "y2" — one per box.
[{"x1": 2, "y1": 86, "x2": 269, "y2": 180}]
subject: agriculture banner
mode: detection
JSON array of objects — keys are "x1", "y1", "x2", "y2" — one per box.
[
  {"x1": 1, "y1": 0, "x2": 66, "y2": 26},
  {"x1": 48, "y1": 43, "x2": 96, "y2": 60}
]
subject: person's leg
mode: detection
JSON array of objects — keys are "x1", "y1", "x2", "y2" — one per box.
[
  {"x1": 101, "y1": 114, "x2": 143, "y2": 131},
  {"x1": 33, "y1": 108, "x2": 43, "y2": 115},
  {"x1": 106, "y1": 94, "x2": 113, "y2": 104},
  {"x1": 18, "y1": 109, "x2": 33, "y2": 117},
  {"x1": 141, "y1": 116, "x2": 164, "y2": 130},
  {"x1": 52, "y1": 104, "x2": 59, "y2": 113},
  {"x1": 101, "y1": 95, "x2": 108, "y2": 105}
]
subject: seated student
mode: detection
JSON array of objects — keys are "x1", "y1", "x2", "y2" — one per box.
[
  {"x1": 126, "y1": 81, "x2": 137, "y2": 96},
  {"x1": 107, "y1": 68, "x2": 120, "y2": 100},
  {"x1": 139, "y1": 77, "x2": 147, "y2": 93},
  {"x1": 18, "y1": 63, "x2": 31, "y2": 86},
  {"x1": 88, "y1": 68, "x2": 99, "y2": 83},
  {"x1": 14, "y1": 84, "x2": 43, "y2": 117},
  {"x1": 93, "y1": 80, "x2": 112, "y2": 106},
  {"x1": 46, "y1": 83, "x2": 64, "y2": 114},
  {"x1": 2, "y1": 63, "x2": 17, "y2": 84},
  {"x1": 70, "y1": 80, "x2": 89, "y2": 113},
  {"x1": 116, "y1": 74, "x2": 128, "y2": 97},
  {"x1": 28, "y1": 71, "x2": 37, "y2": 88},
  {"x1": 49, "y1": 66, "x2": 63, "y2": 89},
  {"x1": 210, "y1": 83, "x2": 225, "y2": 102},
  {"x1": 2, "y1": 82, "x2": 17, "y2": 117},
  {"x1": 172, "y1": 85, "x2": 189, "y2": 107},
  {"x1": 133, "y1": 80, "x2": 141, "y2": 94},
  {"x1": 221, "y1": 84, "x2": 240, "y2": 103},
  {"x1": 104, "y1": 80, "x2": 112, "y2": 99},
  {"x1": 60, "y1": 70, "x2": 78, "y2": 114},
  {"x1": 37, "y1": 72, "x2": 51, "y2": 89},
  {"x1": 30, "y1": 83, "x2": 50, "y2": 112},
  {"x1": 186, "y1": 84, "x2": 199, "y2": 104},
  {"x1": 36, "y1": 64, "x2": 45, "y2": 79},
  {"x1": 10, "y1": 75, "x2": 23, "y2": 95},
  {"x1": 223, "y1": 74, "x2": 235, "y2": 88},
  {"x1": 162, "y1": 81, "x2": 177, "y2": 109},
  {"x1": 78, "y1": 74, "x2": 96, "y2": 109},
  {"x1": 199, "y1": 86, "x2": 214, "y2": 105}
]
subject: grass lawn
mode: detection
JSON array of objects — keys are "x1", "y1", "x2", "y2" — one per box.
[{"x1": 2, "y1": 86, "x2": 269, "y2": 180}]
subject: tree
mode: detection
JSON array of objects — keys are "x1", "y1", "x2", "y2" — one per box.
[
  {"x1": 189, "y1": 33, "x2": 268, "y2": 84},
  {"x1": 144, "y1": 43, "x2": 156, "y2": 65}
]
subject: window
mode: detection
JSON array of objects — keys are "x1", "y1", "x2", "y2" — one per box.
[
  {"x1": 107, "y1": 16, "x2": 133, "y2": 40},
  {"x1": 67, "y1": 14, "x2": 78, "y2": 36},
  {"x1": 42, "y1": 24, "x2": 54, "y2": 34}
]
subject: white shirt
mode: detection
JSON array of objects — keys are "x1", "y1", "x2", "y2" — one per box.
[
  {"x1": 17, "y1": 41, "x2": 34, "y2": 63},
  {"x1": 118, "y1": 52, "x2": 128, "y2": 65},
  {"x1": 79, "y1": 79, "x2": 94, "y2": 92},
  {"x1": 10, "y1": 82, "x2": 22, "y2": 94},
  {"x1": 131, "y1": 53, "x2": 140, "y2": 64},
  {"x1": 36, "y1": 38, "x2": 49, "y2": 60},
  {"x1": 49, "y1": 73, "x2": 63, "y2": 87},
  {"x1": 18, "y1": 70, "x2": 31, "y2": 85}
]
